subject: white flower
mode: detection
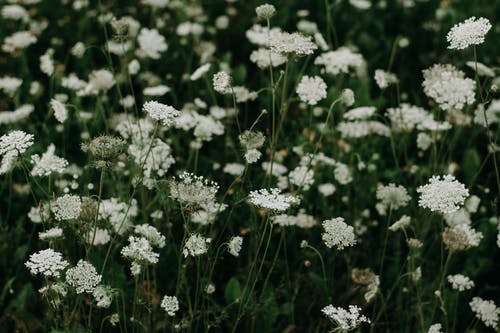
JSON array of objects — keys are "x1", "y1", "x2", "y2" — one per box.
[
  {"x1": 447, "y1": 17, "x2": 491, "y2": 50},
  {"x1": 255, "y1": 3, "x2": 276, "y2": 20},
  {"x1": 314, "y1": 47, "x2": 364, "y2": 75},
  {"x1": 190, "y1": 63, "x2": 211, "y2": 81},
  {"x1": 50, "y1": 99, "x2": 68, "y2": 123},
  {"x1": 93, "y1": 285, "x2": 113, "y2": 308},
  {"x1": 250, "y1": 48, "x2": 287, "y2": 69},
  {"x1": 376, "y1": 183, "x2": 411, "y2": 210},
  {"x1": 2, "y1": 31, "x2": 37, "y2": 53},
  {"x1": 213, "y1": 71, "x2": 231, "y2": 94},
  {"x1": 228, "y1": 236, "x2": 243, "y2": 257},
  {"x1": 0, "y1": 130, "x2": 34, "y2": 174},
  {"x1": 51, "y1": 194, "x2": 82, "y2": 220},
  {"x1": 341, "y1": 89, "x2": 355, "y2": 107},
  {"x1": 248, "y1": 188, "x2": 298, "y2": 212},
  {"x1": 344, "y1": 106, "x2": 376, "y2": 121},
  {"x1": 143, "y1": 101, "x2": 180, "y2": 127},
  {"x1": 322, "y1": 217, "x2": 356, "y2": 250},
  {"x1": 374, "y1": 69, "x2": 398, "y2": 89},
  {"x1": 422, "y1": 64, "x2": 475, "y2": 111},
  {"x1": 134, "y1": 224, "x2": 166, "y2": 248},
  {"x1": 161, "y1": 295, "x2": 179, "y2": 316},
  {"x1": 469, "y1": 297, "x2": 499, "y2": 328},
  {"x1": 39, "y1": 227, "x2": 63, "y2": 240},
  {"x1": 296, "y1": 75, "x2": 327, "y2": 105},
  {"x1": 447, "y1": 274, "x2": 474, "y2": 291},
  {"x1": 322, "y1": 304, "x2": 370, "y2": 331},
  {"x1": 121, "y1": 236, "x2": 159, "y2": 265},
  {"x1": 66, "y1": 260, "x2": 102, "y2": 294},
  {"x1": 40, "y1": 49, "x2": 54, "y2": 76},
  {"x1": 427, "y1": 323, "x2": 443, "y2": 333},
  {"x1": 170, "y1": 172, "x2": 219, "y2": 210},
  {"x1": 143, "y1": 85, "x2": 170, "y2": 96},
  {"x1": 389, "y1": 215, "x2": 411, "y2": 232},
  {"x1": 417, "y1": 175, "x2": 469, "y2": 214},
  {"x1": 270, "y1": 31, "x2": 317, "y2": 56},
  {"x1": 183, "y1": 234, "x2": 211, "y2": 257},
  {"x1": 138, "y1": 28, "x2": 167, "y2": 59},
  {"x1": 289, "y1": 165, "x2": 314, "y2": 190},
  {"x1": 0, "y1": 76, "x2": 22, "y2": 96},
  {"x1": 25, "y1": 249, "x2": 69, "y2": 278}
]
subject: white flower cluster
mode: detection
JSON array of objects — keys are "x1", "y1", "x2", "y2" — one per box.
[
  {"x1": 314, "y1": 47, "x2": 364, "y2": 75},
  {"x1": 248, "y1": 188, "x2": 298, "y2": 212},
  {"x1": 255, "y1": 3, "x2": 276, "y2": 20},
  {"x1": 296, "y1": 75, "x2": 327, "y2": 105},
  {"x1": 39, "y1": 227, "x2": 63, "y2": 240},
  {"x1": 134, "y1": 224, "x2": 166, "y2": 248},
  {"x1": 417, "y1": 175, "x2": 469, "y2": 214},
  {"x1": 422, "y1": 64, "x2": 475, "y2": 111},
  {"x1": 212, "y1": 71, "x2": 232, "y2": 94},
  {"x1": 66, "y1": 260, "x2": 102, "y2": 294},
  {"x1": 250, "y1": 48, "x2": 286, "y2": 69},
  {"x1": 272, "y1": 211, "x2": 317, "y2": 229},
  {"x1": 31, "y1": 144, "x2": 68, "y2": 177},
  {"x1": 121, "y1": 236, "x2": 160, "y2": 276},
  {"x1": 0, "y1": 76, "x2": 22, "y2": 95},
  {"x1": 322, "y1": 217, "x2": 356, "y2": 250},
  {"x1": 469, "y1": 297, "x2": 499, "y2": 328},
  {"x1": 321, "y1": 304, "x2": 370, "y2": 331},
  {"x1": 183, "y1": 233, "x2": 211, "y2": 257},
  {"x1": 343, "y1": 106, "x2": 376, "y2": 121},
  {"x1": 374, "y1": 69, "x2": 398, "y2": 89},
  {"x1": 0, "y1": 104, "x2": 34, "y2": 125},
  {"x1": 161, "y1": 295, "x2": 179, "y2": 316},
  {"x1": 447, "y1": 274, "x2": 474, "y2": 291},
  {"x1": 446, "y1": 17, "x2": 491, "y2": 50},
  {"x1": 269, "y1": 31, "x2": 317, "y2": 56},
  {"x1": 0, "y1": 130, "x2": 34, "y2": 174},
  {"x1": 427, "y1": 323, "x2": 443, "y2": 333},
  {"x1": 376, "y1": 183, "x2": 411, "y2": 210},
  {"x1": 99, "y1": 198, "x2": 138, "y2": 234},
  {"x1": 138, "y1": 28, "x2": 167, "y2": 59},
  {"x1": 25, "y1": 248, "x2": 69, "y2": 278},
  {"x1": 50, "y1": 99, "x2": 68, "y2": 123},
  {"x1": 170, "y1": 172, "x2": 219, "y2": 210},
  {"x1": 143, "y1": 101, "x2": 180, "y2": 127},
  {"x1": 389, "y1": 215, "x2": 411, "y2": 232},
  {"x1": 93, "y1": 285, "x2": 113, "y2": 308},
  {"x1": 228, "y1": 236, "x2": 243, "y2": 257},
  {"x1": 51, "y1": 194, "x2": 82, "y2": 221}
]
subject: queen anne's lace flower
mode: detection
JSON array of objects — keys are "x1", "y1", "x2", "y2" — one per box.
[
  {"x1": 25, "y1": 249, "x2": 69, "y2": 278},
  {"x1": 121, "y1": 236, "x2": 159, "y2": 265},
  {"x1": 66, "y1": 260, "x2": 102, "y2": 294},
  {"x1": 31, "y1": 144, "x2": 68, "y2": 177},
  {"x1": 138, "y1": 28, "x2": 167, "y2": 59},
  {"x1": 376, "y1": 183, "x2": 411, "y2": 210},
  {"x1": 447, "y1": 274, "x2": 474, "y2": 291},
  {"x1": 0, "y1": 130, "x2": 34, "y2": 174},
  {"x1": 322, "y1": 304, "x2": 370, "y2": 331},
  {"x1": 50, "y1": 99, "x2": 68, "y2": 123},
  {"x1": 422, "y1": 64, "x2": 475, "y2": 111},
  {"x1": 447, "y1": 17, "x2": 491, "y2": 50},
  {"x1": 322, "y1": 218, "x2": 356, "y2": 250},
  {"x1": 228, "y1": 236, "x2": 243, "y2": 257},
  {"x1": 417, "y1": 175, "x2": 469, "y2": 214},
  {"x1": 427, "y1": 324, "x2": 443, "y2": 333},
  {"x1": 134, "y1": 224, "x2": 166, "y2": 248},
  {"x1": 255, "y1": 3, "x2": 276, "y2": 20},
  {"x1": 296, "y1": 75, "x2": 327, "y2": 105},
  {"x1": 183, "y1": 233, "x2": 211, "y2": 257},
  {"x1": 314, "y1": 47, "x2": 364, "y2": 75},
  {"x1": 93, "y1": 285, "x2": 113, "y2": 308},
  {"x1": 161, "y1": 295, "x2": 179, "y2": 316},
  {"x1": 212, "y1": 71, "x2": 231, "y2": 94},
  {"x1": 249, "y1": 188, "x2": 298, "y2": 212},
  {"x1": 51, "y1": 194, "x2": 82, "y2": 221},
  {"x1": 270, "y1": 31, "x2": 317, "y2": 56},
  {"x1": 143, "y1": 101, "x2": 180, "y2": 127},
  {"x1": 170, "y1": 172, "x2": 219, "y2": 209},
  {"x1": 250, "y1": 48, "x2": 287, "y2": 69},
  {"x1": 469, "y1": 297, "x2": 499, "y2": 328}
]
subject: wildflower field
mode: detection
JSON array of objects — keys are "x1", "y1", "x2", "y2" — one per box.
[{"x1": 1, "y1": 0, "x2": 499, "y2": 332}]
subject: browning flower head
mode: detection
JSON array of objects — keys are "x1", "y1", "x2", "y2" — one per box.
[{"x1": 82, "y1": 135, "x2": 126, "y2": 168}]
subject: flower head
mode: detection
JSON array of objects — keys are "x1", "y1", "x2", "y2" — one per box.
[
  {"x1": 161, "y1": 295, "x2": 179, "y2": 316},
  {"x1": 296, "y1": 75, "x2": 327, "y2": 105},
  {"x1": 248, "y1": 188, "x2": 299, "y2": 212},
  {"x1": 447, "y1": 17, "x2": 491, "y2": 50},
  {"x1": 66, "y1": 260, "x2": 102, "y2": 294},
  {"x1": 417, "y1": 175, "x2": 469, "y2": 214},
  {"x1": 25, "y1": 249, "x2": 69, "y2": 278},
  {"x1": 143, "y1": 101, "x2": 180, "y2": 127},
  {"x1": 322, "y1": 217, "x2": 356, "y2": 250}
]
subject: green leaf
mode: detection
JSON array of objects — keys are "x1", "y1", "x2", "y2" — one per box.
[{"x1": 224, "y1": 277, "x2": 241, "y2": 304}]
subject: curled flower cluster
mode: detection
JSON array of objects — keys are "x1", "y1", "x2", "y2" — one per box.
[{"x1": 161, "y1": 295, "x2": 179, "y2": 316}]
